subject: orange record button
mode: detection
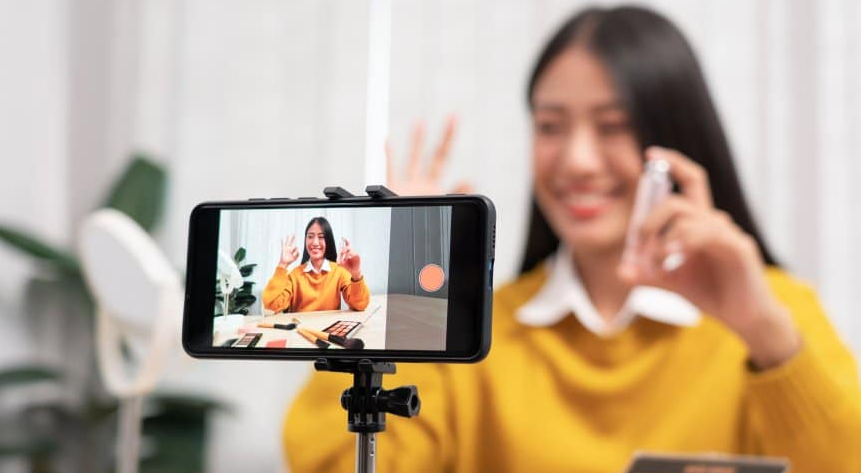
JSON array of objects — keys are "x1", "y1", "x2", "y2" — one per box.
[{"x1": 418, "y1": 264, "x2": 445, "y2": 292}]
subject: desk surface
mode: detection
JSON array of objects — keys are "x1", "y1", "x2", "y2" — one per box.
[
  {"x1": 214, "y1": 294, "x2": 388, "y2": 349},
  {"x1": 213, "y1": 293, "x2": 448, "y2": 351}
]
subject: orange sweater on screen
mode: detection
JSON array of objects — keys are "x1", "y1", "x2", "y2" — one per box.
[
  {"x1": 283, "y1": 266, "x2": 861, "y2": 473},
  {"x1": 261, "y1": 261, "x2": 369, "y2": 313}
]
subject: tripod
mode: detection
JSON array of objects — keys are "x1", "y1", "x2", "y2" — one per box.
[
  {"x1": 314, "y1": 358, "x2": 421, "y2": 473},
  {"x1": 311, "y1": 185, "x2": 421, "y2": 472}
]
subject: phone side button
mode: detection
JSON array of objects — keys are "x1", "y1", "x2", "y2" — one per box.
[
  {"x1": 488, "y1": 259, "x2": 494, "y2": 289},
  {"x1": 248, "y1": 198, "x2": 266, "y2": 201}
]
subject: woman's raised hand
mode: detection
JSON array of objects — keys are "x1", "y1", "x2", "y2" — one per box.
[
  {"x1": 279, "y1": 235, "x2": 300, "y2": 268},
  {"x1": 617, "y1": 146, "x2": 800, "y2": 369},
  {"x1": 386, "y1": 115, "x2": 473, "y2": 196},
  {"x1": 338, "y1": 238, "x2": 363, "y2": 280}
]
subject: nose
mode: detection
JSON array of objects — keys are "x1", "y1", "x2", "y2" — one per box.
[{"x1": 560, "y1": 126, "x2": 603, "y2": 178}]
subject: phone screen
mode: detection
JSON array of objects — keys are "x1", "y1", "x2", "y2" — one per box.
[
  {"x1": 214, "y1": 205, "x2": 451, "y2": 351},
  {"x1": 182, "y1": 196, "x2": 494, "y2": 361}
]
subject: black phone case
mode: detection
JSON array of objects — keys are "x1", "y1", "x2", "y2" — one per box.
[{"x1": 182, "y1": 190, "x2": 495, "y2": 364}]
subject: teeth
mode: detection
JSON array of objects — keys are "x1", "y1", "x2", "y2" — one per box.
[{"x1": 565, "y1": 193, "x2": 609, "y2": 207}]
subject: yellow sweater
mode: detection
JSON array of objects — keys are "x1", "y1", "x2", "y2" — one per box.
[
  {"x1": 283, "y1": 266, "x2": 861, "y2": 473},
  {"x1": 262, "y1": 261, "x2": 369, "y2": 313}
]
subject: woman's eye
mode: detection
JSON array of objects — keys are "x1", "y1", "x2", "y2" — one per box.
[
  {"x1": 596, "y1": 121, "x2": 631, "y2": 136},
  {"x1": 535, "y1": 121, "x2": 564, "y2": 135}
]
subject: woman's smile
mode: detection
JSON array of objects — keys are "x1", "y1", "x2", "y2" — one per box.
[{"x1": 557, "y1": 185, "x2": 625, "y2": 220}]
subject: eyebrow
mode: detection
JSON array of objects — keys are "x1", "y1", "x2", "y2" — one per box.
[{"x1": 531, "y1": 101, "x2": 628, "y2": 114}]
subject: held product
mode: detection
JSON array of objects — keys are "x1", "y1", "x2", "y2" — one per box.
[
  {"x1": 182, "y1": 189, "x2": 495, "y2": 362},
  {"x1": 621, "y1": 159, "x2": 685, "y2": 272}
]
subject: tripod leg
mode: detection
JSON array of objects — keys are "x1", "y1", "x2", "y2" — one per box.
[
  {"x1": 355, "y1": 432, "x2": 376, "y2": 473},
  {"x1": 117, "y1": 395, "x2": 143, "y2": 473}
]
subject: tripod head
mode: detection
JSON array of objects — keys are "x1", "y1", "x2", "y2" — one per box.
[{"x1": 314, "y1": 358, "x2": 420, "y2": 434}]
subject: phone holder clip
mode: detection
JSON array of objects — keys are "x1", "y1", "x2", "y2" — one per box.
[
  {"x1": 323, "y1": 186, "x2": 355, "y2": 199},
  {"x1": 322, "y1": 185, "x2": 398, "y2": 200}
]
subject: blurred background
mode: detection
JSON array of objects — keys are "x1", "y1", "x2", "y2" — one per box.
[{"x1": 1, "y1": 0, "x2": 859, "y2": 472}]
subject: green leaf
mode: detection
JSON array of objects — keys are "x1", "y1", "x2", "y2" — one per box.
[
  {"x1": 0, "y1": 226, "x2": 79, "y2": 273},
  {"x1": 0, "y1": 366, "x2": 61, "y2": 388},
  {"x1": 104, "y1": 155, "x2": 167, "y2": 232},
  {"x1": 233, "y1": 299, "x2": 255, "y2": 311},
  {"x1": 149, "y1": 392, "x2": 231, "y2": 415},
  {"x1": 233, "y1": 247, "x2": 246, "y2": 263},
  {"x1": 237, "y1": 282, "x2": 255, "y2": 295},
  {"x1": 25, "y1": 274, "x2": 94, "y2": 321},
  {"x1": 140, "y1": 392, "x2": 230, "y2": 473},
  {"x1": 0, "y1": 434, "x2": 55, "y2": 458},
  {"x1": 233, "y1": 294, "x2": 256, "y2": 303},
  {"x1": 239, "y1": 263, "x2": 256, "y2": 277}
]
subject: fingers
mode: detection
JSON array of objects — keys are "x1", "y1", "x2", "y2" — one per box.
[
  {"x1": 337, "y1": 245, "x2": 346, "y2": 265},
  {"x1": 646, "y1": 146, "x2": 713, "y2": 209},
  {"x1": 622, "y1": 196, "x2": 693, "y2": 282},
  {"x1": 637, "y1": 196, "x2": 694, "y2": 245},
  {"x1": 429, "y1": 114, "x2": 457, "y2": 180},
  {"x1": 451, "y1": 181, "x2": 474, "y2": 195},
  {"x1": 655, "y1": 220, "x2": 698, "y2": 271},
  {"x1": 407, "y1": 121, "x2": 426, "y2": 179}
]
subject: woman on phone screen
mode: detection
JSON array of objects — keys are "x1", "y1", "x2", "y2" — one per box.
[
  {"x1": 283, "y1": 6, "x2": 861, "y2": 473},
  {"x1": 262, "y1": 216, "x2": 369, "y2": 313}
]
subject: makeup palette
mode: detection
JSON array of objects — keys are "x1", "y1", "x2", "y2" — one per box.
[{"x1": 322, "y1": 320, "x2": 361, "y2": 339}]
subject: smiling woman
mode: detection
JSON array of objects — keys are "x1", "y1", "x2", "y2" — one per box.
[
  {"x1": 262, "y1": 216, "x2": 369, "y2": 313},
  {"x1": 283, "y1": 5, "x2": 861, "y2": 473}
]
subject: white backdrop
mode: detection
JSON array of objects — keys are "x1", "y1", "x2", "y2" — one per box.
[{"x1": 2, "y1": 1, "x2": 860, "y2": 472}]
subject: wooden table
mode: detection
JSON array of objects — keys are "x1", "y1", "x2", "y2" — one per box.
[
  {"x1": 214, "y1": 295, "x2": 388, "y2": 349},
  {"x1": 213, "y1": 293, "x2": 448, "y2": 351}
]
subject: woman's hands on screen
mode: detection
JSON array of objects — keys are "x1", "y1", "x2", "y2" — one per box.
[
  {"x1": 338, "y1": 238, "x2": 363, "y2": 281},
  {"x1": 386, "y1": 114, "x2": 473, "y2": 196},
  {"x1": 617, "y1": 146, "x2": 801, "y2": 369},
  {"x1": 279, "y1": 235, "x2": 300, "y2": 268}
]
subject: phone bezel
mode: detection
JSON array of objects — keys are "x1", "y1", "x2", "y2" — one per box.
[{"x1": 182, "y1": 195, "x2": 494, "y2": 363}]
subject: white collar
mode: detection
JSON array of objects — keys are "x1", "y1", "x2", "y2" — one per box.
[
  {"x1": 303, "y1": 259, "x2": 332, "y2": 274},
  {"x1": 516, "y1": 247, "x2": 700, "y2": 337}
]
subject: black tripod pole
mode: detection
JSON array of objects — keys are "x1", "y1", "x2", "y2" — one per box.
[{"x1": 315, "y1": 359, "x2": 421, "y2": 473}]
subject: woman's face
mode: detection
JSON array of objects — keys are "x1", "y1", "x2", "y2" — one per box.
[
  {"x1": 305, "y1": 222, "x2": 326, "y2": 260},
  {"x1": 531, "y1": 47, "x2": 642, "y2": 255}
]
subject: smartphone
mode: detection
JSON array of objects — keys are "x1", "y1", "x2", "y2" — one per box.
[
  {"x1": 182, "y1": 194, "x2": 495, "y2": 362},
  {"x1": 623, "y1": 452, "x2": 788, "y2": 473}
]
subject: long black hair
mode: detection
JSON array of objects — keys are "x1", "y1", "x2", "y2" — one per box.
[
  {"x1": 520, "y1": 5, "x2": 779, "y2": 274},
  {"x1": 301, "y1": 217, "x2": 338, "y2": 264}
]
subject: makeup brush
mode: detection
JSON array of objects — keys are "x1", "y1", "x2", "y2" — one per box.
[
  {"x1": 302, "y1": 327, "x2": 365, "y2": 349},
  {"x1": 296, "y1": 327, "x2": 330, "y2": 349},
  {"x1": 257, "y1": 322, "x2": 296, "y2": 331}
]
